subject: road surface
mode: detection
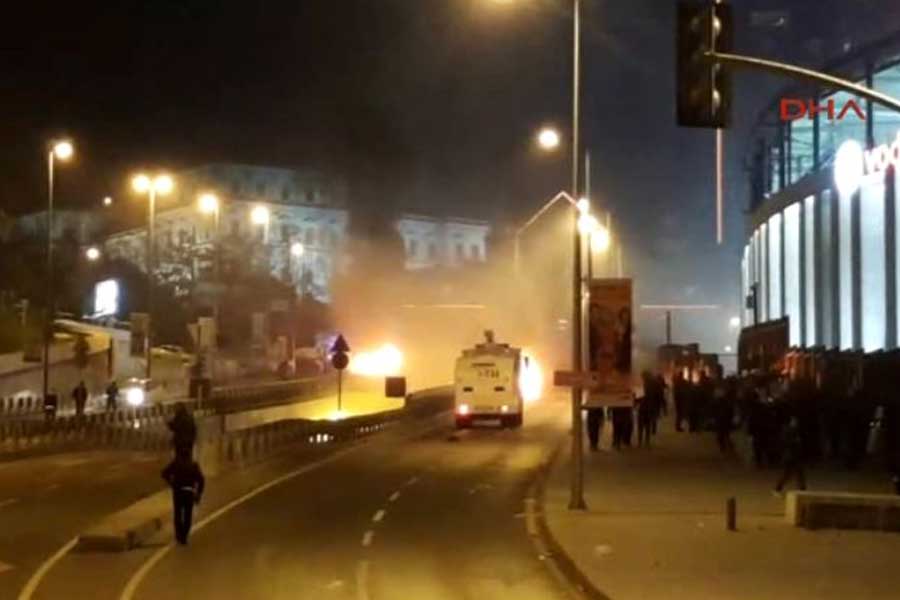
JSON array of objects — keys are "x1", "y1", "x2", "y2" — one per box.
[{"x1": 31, "y1": 392, "x2": 572, "y2": 599}]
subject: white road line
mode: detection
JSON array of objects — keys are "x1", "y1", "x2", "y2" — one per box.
[
  {"x1": 16, "y1": 537, "x2": 78, "y2": 600},
  {"x1": 372, "y1": 509, "x2": 386, "y2": 523},
  {"x1": 405, "y1": 476, "x2": 419, "y2": 487},
  {"x1": 356, "y1": 560, "x2": 371, "y2": 600},
  {"x1": 119, "y1": 445, "x2": 360, "y2": 600},
  {"x1": 361, "y1": 530, "x2": 374, "y2": 547},
  {"x1": 388, "y1": 491, "x2": 401, "y2": 503},
  {"x1": 0, "y1": 560, "x2": 14, "y2": 574},
  {"x1": 0, "y1": 498, "x2": 19, "y2": 510}
]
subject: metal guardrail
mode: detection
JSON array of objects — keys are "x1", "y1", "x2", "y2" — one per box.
[{"x1": 0, "y1": 385, "x2": 453, "y2": 460}]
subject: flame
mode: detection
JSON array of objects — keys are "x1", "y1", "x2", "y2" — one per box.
[
  {"x1": 519, "y1": 351, "x2": 543, "y2": 404},
  {"x1": 348, "y1": 343, "x2": 404, "y2": 377}
]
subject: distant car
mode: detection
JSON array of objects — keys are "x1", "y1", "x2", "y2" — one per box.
[{"x1": 120, "y1": 378, "x2": 166, "y2": 407}]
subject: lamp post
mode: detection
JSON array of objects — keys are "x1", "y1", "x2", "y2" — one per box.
[
  {"x1": 43, "y1": 140, "x2": 74, "y2": 405},
  {"x1": 290, "y1": 241, "x2": 305, "y2": 289},
  {"x1": 198, "y1": 192, "x2": 222, "y2": 319},
  {"x1": 251, "y1": 205, "x2": 270, "y2": 243},
  {"x1": 132, "y1": 173, "x2": 174, "y2": 380},
  {"x1": 496, "y1": 0, "x2": 585, "y2": 508}
]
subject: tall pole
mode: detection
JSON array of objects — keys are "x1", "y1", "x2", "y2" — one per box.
[
  {"x1": 42, "y1": 151, "x2": 55, "y2": 404},
  {"x1": 146, "y1": 188, "x2": 156, "y2": 380},
  {"x1": 569, "y1": 0, "x2": 586, "y2": 511}
]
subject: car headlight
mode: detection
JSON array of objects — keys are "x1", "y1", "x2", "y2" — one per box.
[{"x1": 126, "y1": 387, "x2": 145, "y2": 407}]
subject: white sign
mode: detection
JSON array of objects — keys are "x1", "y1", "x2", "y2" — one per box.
[
  {"x1": 834, "y1": 131, "x2": 900, "y2": 197},
  {"x1": 94, "y1": 279, "x2": 119, "y2": 317}
]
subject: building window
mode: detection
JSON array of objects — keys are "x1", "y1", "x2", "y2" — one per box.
[
  {"x1": 861, "y1": 176, "x2": 887, "y2": 351},
  {"x1": 471, "y1": 244, "x2": 480, "y2": 260},
  {"x1": 803, "y1": 195, "x2": 816, "y2": 346},
  {"x1": 282, "y1": 186, "x2": 290, "y2": 202},
  {"x1": 256, "y1": 182, "x2": 265, "y2": 196},
  {"x1": 456, "y1": 243, "x2": 464, "y2": 260},
  {"x1": 428, "y1": 243, "x2": 438, "y2": 260},
  {"x1": 231, "y1": 220, "x2": 240, "y2": 237},
  {"x1": 409, "y1": 239, "x2": 419, "y2": 258},
  {"x1": 281, "y1": 224, "x2": 290, "y2": 242},
  {"x1": 784, "y1": 203, "x2": 801, "y2": 346},
  {"x1": 306, "y1": 190, "x2": 315, "y2": 204}
]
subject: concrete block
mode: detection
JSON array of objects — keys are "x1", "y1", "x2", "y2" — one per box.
[
  {"x1": 787, "y1": 491, "x2": 900, "y2": 532},
  {"x1": 77, "y1": 490, "x2": 169, "y2": 552}
]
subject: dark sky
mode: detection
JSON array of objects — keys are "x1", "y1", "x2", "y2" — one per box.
[{"x1": 3, "y1": 0, "x2": 889, "y2": 349}]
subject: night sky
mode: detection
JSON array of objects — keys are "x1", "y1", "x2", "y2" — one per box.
[{"x1": 3, "y1": 0, "x2": 888, "y2": 350}]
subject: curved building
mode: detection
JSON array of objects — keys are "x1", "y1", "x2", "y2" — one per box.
[{"x1": 742, "y1": 33, "x2": 900, "y2": 354}]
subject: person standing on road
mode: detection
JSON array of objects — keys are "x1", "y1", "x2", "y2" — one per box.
[
  {"x1": 168, "y1": 402, "x2": 197, "y2": 458},
  {"x1": 774, "y1": 418, "x2": 807, "y2": 495},
  {"x1": 72, "y1": 380, "x2": 88, "y2": 418},
  {"x1": 162, "y1": 452, "x2": 205, "y2": 545},
  {"x1": 673, "y1": 372, "x2": 687, "y2": 431},
  {"x1": 105, "y1": 380, "x2": 119, "y2": 412}
]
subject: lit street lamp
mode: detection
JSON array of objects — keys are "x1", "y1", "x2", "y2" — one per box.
[
  {"x1": 132, "y1": 172, "x2": 174, "y2": 379},
  {"x1": 85, "y1": 246, "x2": 101, "y2": 261},
  {"x1": 43, "y1": 139, "x2": 74, "y2": 405},
  {"x1": 251, "y1": 204, "x2": 270, "y2": 243},
  {"x1": 537, "y1": 127, "x2": 561, "y2": 151},
  {"x1": 729, "y1": 316, "x2": 741, "y2": 328},
  {"x1": 103, "y1": 196, "x2": 113, "y2": 207}
]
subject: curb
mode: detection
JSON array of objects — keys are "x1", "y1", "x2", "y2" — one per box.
[{"x1": 526, "y1": 438, "x2": 612, "y2": 600}]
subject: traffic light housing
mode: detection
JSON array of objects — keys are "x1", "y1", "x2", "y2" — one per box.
[{"x1": 677, "y1": 1, "x2": 733, "y2": 128}]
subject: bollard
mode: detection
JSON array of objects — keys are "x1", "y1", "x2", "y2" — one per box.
[{"x1": 726, "y1": 497, "x2": 737, "y2": 531}]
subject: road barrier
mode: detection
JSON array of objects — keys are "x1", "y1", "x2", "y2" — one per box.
[{"x1": 786, "y1": 490, "x2": 900, "y2": 532}]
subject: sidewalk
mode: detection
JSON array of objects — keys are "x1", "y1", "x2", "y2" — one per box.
[{"x1": 542, "y1": 417, "x2": 900, "y2": 600}]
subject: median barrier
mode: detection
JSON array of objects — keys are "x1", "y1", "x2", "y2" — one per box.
[{"x1": 787, "y1": 491, "x2": 900, "y2": 531}]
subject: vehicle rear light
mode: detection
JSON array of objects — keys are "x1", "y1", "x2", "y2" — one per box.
[{"x1": 457, "y1": 403, "x2": 470, "y2": 415}]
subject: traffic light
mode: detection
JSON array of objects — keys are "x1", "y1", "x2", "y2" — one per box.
[{"x1": 676, "y1": 1, "x2": 733, "y2": 128}]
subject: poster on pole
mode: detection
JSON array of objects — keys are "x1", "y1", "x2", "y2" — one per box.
[
  {"x1": 130, "y1": 312, "x2": 149, "y2": 357},
  {"x1": 586, "y1": 278, "x2": 634, "y2": 407}
]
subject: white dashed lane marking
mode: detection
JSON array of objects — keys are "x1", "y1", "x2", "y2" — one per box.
[
  {"x1": 388, "y1": 491, "x2": 400, "y2": 503},
  {"x1": 0, "y1": 560, "x2": 14, "y2": 574},
  {"x1": 372, "y1": 509, "x2": 386, "y2": 523},
  {"x1": 405, "y1": 476, "x2": 418, "y2": 487},
  {"x1": 361, "y1": 530, "x2": 374, "y2": 547},
  {"x1": 0, "y1": 498, "x2": 19, "y2": 510}
]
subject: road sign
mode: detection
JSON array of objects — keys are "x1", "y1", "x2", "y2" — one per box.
[
  {"x1": 330, "y1": 334, "x2": 350, "y2": 354},
  {"x1": 331, "y1": 352, "x2": 349, "y2": 370},
  {"x1": 553, "y1": 370, "x2": 602, "y2": 388}
]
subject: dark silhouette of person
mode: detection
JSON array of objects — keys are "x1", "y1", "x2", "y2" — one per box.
[
  {"x1": 586, "y1": 407, "x2": 605, "y2": 451},
  {"x1": 161, "y1": 452, "x2": 205, "y2": 545},
  {"x1": 105, "y1": 381, "x2": 119, "y2": 412},
  {"x1": 673, "y1": 372, "x2": 688, "y2": 431},
  {"x1": 774, "y1": 418, "x2": 807, "y2": 494},
  {"x1": 72, "y1": 380, "x2": 88, "y2": 418},
  {"x1": 168, "y1": 403, "x2": 197, "y2": 458}
]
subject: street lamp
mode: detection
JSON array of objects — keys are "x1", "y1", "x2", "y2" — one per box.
[
  {"x1": 495, "y1": 0, "x2": 585, "y2": 509},
  {"x1": 43, "y1": 139, "x2": 74, "y2": 406},
  {"x1": 85, "y1": 246, "x2": 101, "y2": 261},
  {"x1": 729, "y1": 316, "x2": 741, "y2": 328},
  {"x1": 290, "y1": 241, "x2": 304, "y2": 257},
  {"x1": 132, "y1": 172, "x2": 174, "y2": 379},
  {"x1": 251, "y1": 204, "x2": 270, "y2": 243},
  {"x1": 537, "y1": 127, "x2": 561, "y2": 151},
  {"x1": 103, "y1": 196, "x2": 113, "y2": 207}
]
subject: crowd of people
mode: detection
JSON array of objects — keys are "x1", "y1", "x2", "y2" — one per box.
[{"x1": 584, "y1": 362, "x2": 900, "y2": 496}]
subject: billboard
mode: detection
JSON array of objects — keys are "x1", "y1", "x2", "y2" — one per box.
[
  {"x1": 586, "y1": 278, "x2": 634, "y2": 407},
  {"x1": 94, "y1": 279, "x2": 119, "y2": 317}
]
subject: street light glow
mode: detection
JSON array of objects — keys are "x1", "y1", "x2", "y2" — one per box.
[
  {"x1": 132, "y1": 174, "x2": 151, "y2": 193},
  {"x1": 577, "y1": 213, "x2": 599, "y2": 235},
  {"x1": 198, "y1": 193, "x2": 219, "y2": 215},
  {"x1": 537, "y1": 127, "x2": 560, "y2": 150},
  {"x1": 52, "y1": 140, "x2": 74, "y2": 161},
  {"x1": 103, "y1": 196, "x2": 113, "y2": 207},
  {"x1": 85, "y1": 246, "x2": 101, "y2": 261},
  {"x1": 290, "y1": 242, "x2": 304, "y2": 257},
  {"x1": 251, "y1": 205, "x2": 270, "y2": 226},
  {"x1": 591, "y1": 224, "x2": 611, "y2": 253},
  {"x1": 729, "y1": 316, "x2": 741, "y2": 328},
  {"x1": 576, "y1": 197, "x2": 590, "y2": 214},
  {"x1": 154, "y1": 174, "x2": 174, "y2": 195}
]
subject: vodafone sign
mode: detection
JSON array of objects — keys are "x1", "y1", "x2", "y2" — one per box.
[{"x1": 834, "y1": 132, "x2": 900, "y2": 196}]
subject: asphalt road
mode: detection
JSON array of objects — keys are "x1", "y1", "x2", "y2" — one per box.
[
  {"x1": 33, "y1": 393, "x2": 572, "y2": 599},
  {"x1": 0, "y1": 450, "x2": 167, "y2": 599},
  {"x1": 134, "y1": 395, "x2": 569, "y2": 600}
]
